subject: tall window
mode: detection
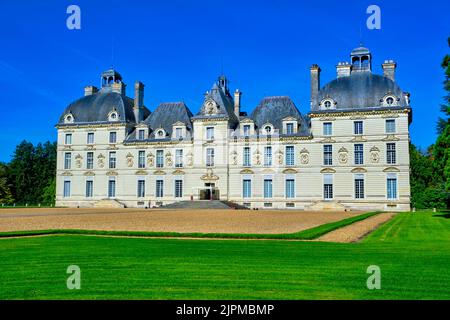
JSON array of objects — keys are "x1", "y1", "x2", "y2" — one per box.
[
  {"x1": 156, "y1": 180, "x2": 164, "y2": 198},
  {"x1": 264, "y1": 179, "x2": 273, "y2": 198},
  {"x1": 175, "y1": 180, "x2": 183, "y2": 198},
  {"x1": 138, "y1": 151, "x2": 146, "y2": 168},
  {"x1": 206, "y1": 127, "x2": 214, "y2": 140},
  {"x1": 86, "y1": 180, "x2": 93, "y2": 198},
  {"x1": 87, "y1": 132, "x2": 94, "y2": 144},
  {"x1": 63, "y1": 181, "x2": 71, "y2": 198},
  {"x1": 323, "y1": 145, "x2": 333, "y2": 166},
  {"x1": 323, "y1": 174, "x2": 333, "y2": 200},
  {"x1": 387, "y1": 176, "x2": 397, "y2": 199},
  {"x1": 64, "y1": 152, "x2": 72, "y2": 170},
  {"x1": 175, "y1": 149, "x2": 183, "y2": 168},
  {"x1": 108, "y1": 179, "x2": 116, "y2": 198},
  {"x1": 354, "y1": 144, "x2": 364, "y2": 165},
  {"x1": 206, "y1": 148, "x2": 215, "y2": 167},
  {"x1": 86, "y1": 152, "x2": 94, "y2": 169},
  {"x1": 243, "y1": 147, "x2": 251, "y2": 167},
  {"x1": 156, "y1": 150, "x2": 164, "y2": 168},
  {"x1": 138, "y1": 129, "x2": 145, "y2": 140},
  {"x1": 65, "y1": 134, "x2": 72, "y2": 145},
  {"x1": 354, "y1": 121, "x2": 363, "y2": 135},
  {"x1": 387, "y1": 143, "x2": 396, "y2": 164},
  {"x1": 243, "y1": 125, "x2": 250, "y2": 137},
  {"x1": 323, "y1": 122, "x2": 332, "y2": 136},
  {"x1": 386, "y1": 119, "x2": 396, "y2": 134},
  {"x1": 286, "y1": 123, "x2": 294, "y2": 134},
  {"x1": 109, "y1": 152, "x2": 116, "y2": 169},
  {"x1": 137, "y1": 179, "x2": 145, "y2": 198},
  {"x1": 285, "y1": 179, "x2": 295, "y2": 198},
  {"x1": 355, "y1": 175, "x2": 365, "y2": 199},
  {"x1": 264, "y1": 146, "x2": 272, "y2": 166},
  {"x1": 109, "y1": 132, "x2": 117, "y2": 144},
  {"x1": 243, "y1": 179, "x2": 251, "y2": 198},
  {"x1": 175, "y1": 128, "x2": 183, "y2": 139},
  {"x1": 286, "y1": 146, "x2": 294, "y2": 166}
]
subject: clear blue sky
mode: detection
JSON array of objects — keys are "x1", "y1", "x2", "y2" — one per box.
[{"x1": 0, "y1": 0, "x2": 448, "y2": 162}]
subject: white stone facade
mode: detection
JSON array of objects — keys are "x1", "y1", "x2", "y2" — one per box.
[{"x1": 56, "y1": 47, "x2": 412, "y2": 211}]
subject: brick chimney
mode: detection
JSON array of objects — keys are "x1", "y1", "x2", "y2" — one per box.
[
  {"x1": 336, "y1": 62, "x2": 351, "y2": 78},
  {"x1": 234, "y1": 89, "x2": 242, "y2": 118},
  {"x1": 310, "y1": 64, "x2": 321, "y2": 108},
  {"x1": 382, "y1": 60, "x2": 397, "y2": 81},
  {"x1": 134, "y1": 81, "x2": 145, "y2": 123},
  {"x1": 84, "y1": 86, "x2": 98, "y2": 96},
  {"x1": 111, "y1": 82, "x2": 126, "y2": 95}
]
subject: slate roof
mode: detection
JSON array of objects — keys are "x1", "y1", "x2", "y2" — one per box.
[
  {"x1": 250, "y1": 96, "x2": 309, "y2": 135},
  {"x1": 58, "y1": 88, "x2": 150, "y2": 125},
  {"x1": 313, "y1": 72, "x2": 408, "y2": 111},
  {"x1": 142, "y1": 102, "x2": 193, "y2": 139}
]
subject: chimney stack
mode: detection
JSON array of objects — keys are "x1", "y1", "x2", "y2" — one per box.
[
  {"x1": 310, "y1": 64, "x2": 321, "y2": 108},
  {"x1": 84, "y1": 86, "x2": 98, "y2": 96},
  {"x1": 134, "y1": 81, "x2": 145, "y2": 123},
  {"x1": 111, "y1": 82, "x2": 126, "y2": 95},
  {"x1": 382, "y1": 60, "x2": 397, "y2": 81},
  {"x1": 234, "y1": 89, "x2": 242, "y2": 118},
  {"x1": 336, "y1": 62, "x2": 351, "y2": 78}
]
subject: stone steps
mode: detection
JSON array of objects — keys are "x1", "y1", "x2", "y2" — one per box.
[
  {"x1": 93, "y1": 199, "x2": 126, "y2": 208},
  {"x1": 161, "y1": 200, "x2": 248, "y2": 210}
]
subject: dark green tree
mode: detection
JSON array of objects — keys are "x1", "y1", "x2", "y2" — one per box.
[{"x1": 0, "y1": 163, "x2": 14, "y2": 205}]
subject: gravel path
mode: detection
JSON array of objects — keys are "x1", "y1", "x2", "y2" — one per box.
[
  {"x1": 0, "y1": 208, "x2": 362, "y2": 234},
  {"x1": 317, "y1": 212, "x2": 395, "y2": 243}
]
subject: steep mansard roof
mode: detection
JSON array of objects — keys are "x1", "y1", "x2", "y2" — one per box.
[
  {"x1": 313, "y1": 72, "x2": 408, "y2": 111},
  {"x1": 143, "y1": 102, "x2": 193, "y2": 139},
  {"x1": 250, "y1": 96, "x2": 310, "y2": 135},
  {"x1": 58, "y1": 87, "x2": 150, "y2": 125}
]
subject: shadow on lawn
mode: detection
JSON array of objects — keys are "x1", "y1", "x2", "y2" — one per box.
[{"x1": 433, "y1": 211, "x2": 450, "y2": 219}]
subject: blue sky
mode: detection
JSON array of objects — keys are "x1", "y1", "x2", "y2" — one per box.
[{"x1": 0, "y1": 0, "x2": 448, "y2": 162}]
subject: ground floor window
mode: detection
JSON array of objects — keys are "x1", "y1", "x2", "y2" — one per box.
[
  {"x1": 323, "y1": 174, "x2": 333, "y2": 200},
  {"x1": 355, "y1": 175, "x2": 365, "y2": 199},
  {"x1": 175, "y1": 180, "x2": 183, "y2": 198},
  {"x1": 63, "y1": 181, "x2": 71, "y2": 198},
  {"x1": 285, "y1": 179, "x2": 295, "y2": 199},
  {"x1": 264, "y1": 179, "x2": 273, "y2": 198},
  {"x1": 243, "y1": 179, "x2": 251, "y2": 198},
  {"x1": 387, "y1": 177, "x2": 397, "y2": 200},
  {"x1": 108, "y1": 180, "x2": 116, "y2": 198},
  {"x1": 137, "y1": 180, "x2": 145, "y2": 198},
  {"x1": 156, "y1": 180, "x2": 164, "y2": 198},
  {"x1": 86, "y1": 180, "x2": 93, "y2": 198}
]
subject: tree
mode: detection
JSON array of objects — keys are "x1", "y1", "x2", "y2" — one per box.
[{"x1": 0, "y1": 163, "x2": 14, "y2": 205}]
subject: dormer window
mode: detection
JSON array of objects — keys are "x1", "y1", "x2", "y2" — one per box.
[
  {"x1": 175, "y1": 128, "x2": 183, "y2": 139},
  {"x1": 381, "y1": 94, "x2": 399, "y2": 107},
  {"x1": 155, "y1": 129, "x2": 165, "y2": 139},
  {"x1": 286, "y1": 123, "x2": 294, "y2": 135},
  {"x1": 64, "y1": 113, "x2": 74, "y2": 124},
  {"x1": 320, "y1": 98, "x2": 336, "y2": 110},
  {"x1": 108, "y1": 110, "x2": 119, "y2": 122},
  {"x1": 243, "y1": 125, "x2": 250, "y2": 137},
  {"x1": 263, "y1": 125, "x2": 273, "y2": 135},
  {"x1": 138, "y1": 129, "x2": 145, "y2": 140}
]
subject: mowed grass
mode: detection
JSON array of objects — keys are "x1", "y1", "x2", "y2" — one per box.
[{"x1": 0, "y1": 211, "x2": 449, "y2": 299}]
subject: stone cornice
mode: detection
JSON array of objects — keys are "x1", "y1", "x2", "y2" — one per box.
[{"x1": 310, "y1": 108, "x2": 411, "y2": 118}]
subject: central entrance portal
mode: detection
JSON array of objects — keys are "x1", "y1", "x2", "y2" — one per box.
[{"x1": 199, "y1": 183, "x2": 219, "y2": 200}]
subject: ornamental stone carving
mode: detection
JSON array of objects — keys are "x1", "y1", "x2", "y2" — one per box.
[
  {"x1": 75, "y1": 154, "x2": 83, "y2": 168},
  {"x1": 299, "y1": 148, "x2": 309, "y2": 165},
  {"x1": 338, "y1": 147, "x2": 348, "y2": 164},
  {"x1": 231, "y1": 150, "x2": 238, "y2": 165},
  {"x1": 97, "y1": 154, "x2": 105, "y2": 168},
  {"x1": 201, "y1": 168, "x2": 219, "y2": 181},
  {"x1": 370, "y1": 146, "x2": 380, "y2": 163},
  {"x1": 126, "y1": 153, "x2": 134, "y2": 167},
  {"x1": 276, "y1": 149, "x2": 284, "y2": 165},
  {"x1": 186, "y1": 152, "x2": 193, "y2": 167},
  {"x1": 253, "y1": 149, "x2": 261, "y2": 166},
  {"x1": 166, "y1": 151, "x2": 173, "y2": 167},
  {"x1": 147, "y1": 152, "x2": 154, "y2": 167}
]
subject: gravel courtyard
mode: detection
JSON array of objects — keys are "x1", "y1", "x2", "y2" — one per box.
[{"x1": 0, "y1": 208, "x2": 363, "y2": 234}]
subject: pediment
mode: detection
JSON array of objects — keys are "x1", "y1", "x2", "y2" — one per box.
[
  {"x1": 351, "y1": 167, "x2": 367, "y2": 173},
  {"x1": 240, "y1": 169, "x2": 254, "y2": 174},
  {"x1": 283, "y1": 168, "x2": 298, "y2": 174},
  {"x1": 383, "y1": 167, "x2": 400, "y2": 172},
  {"x1": 320, "y1": 168, "x2": 336, "y2": 173}
]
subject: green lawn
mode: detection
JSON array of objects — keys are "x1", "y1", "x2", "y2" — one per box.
[{"x1": 0, "y1": 211, "x2": 449, "y2": 299}]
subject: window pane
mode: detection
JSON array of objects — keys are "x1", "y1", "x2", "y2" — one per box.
[
  {"x1": 206, "y1": 148, "x2": 214, "y2": 167},
  {"x1": 175, "y1": 150, "x2": 183, "y2": 168},
  {"x1": 387, "y1": 143, "x2": 396, "y2": 164},
  {"x1": 109, "y1": 152, "x2": 116, "y2": 169},
  {"x1": 264, "y1": 179, "x2": 273, "y2": 198},
  {"x1": 138, "y1": 151, "x2": 146, "y2": 168},
  {"x1": 264, "y1": 147, "x2": 272, "y2": 166},
  {"x1": 243, "y1": 147, "x2": 251, "y2": 166},
  {"x1": 354, "y1": 144, "x2": 364, "y2": 165},
  {"x1": 286, "y1": 179, "x2": 295, "y2": 198},
  {"x1": 243, "y1": 179, "x2": 251, "y2": 198},
  {"x1": 286, "y1": 146, "x2": 294, "y2": 166},
  {"x1": 109, "y1": 132, "x2": 117, "y2": 143},
  {"x1": 324, "y1": 145, "x2": 332, "y2": 165},
  {"x1": 386, "y1": 119, "x2": 396, "y2": 133},
  {"x1": 156, "y1": 150, "x2": 164, "y2": 168},
  {"x1": 87, "y1": 152, "x2": 94, "y2": 169},
  {"x1": 156, "y1": 180, "x2": 164, "y2": 198},
  {"x1": 354, "y1": 121, "x2": 363, "y2": 135},
  {"x1": 65, "y1": 134, "x2": 72, "y2": 145},
  {"x1": 286, "y1": 123, "x2": 294, "y2": 134},
  {"x1": 86, "y1": 181, "x2": 93, "y2": 198},
  {"x1": 137, "y1": 180, "x2": 145, "y2": 198},
  {"x1": 175, "y1": 180, "x2": 183, "y2": 198},
  {"x1": 355, "y1": 178, "x2": 364, "y2": 199},
  {"x1": 108, "y1": 180, "x2": 116, "y2": 198},
  {"x1": 63, "y1": 181, "x2": 71, "y2": 197},
  {"x1": 323, "y1": 123, "x2": 332, "y2": 136},
  {"x1": 387, "y1": 178, "x2": 397, "y2": 199}
]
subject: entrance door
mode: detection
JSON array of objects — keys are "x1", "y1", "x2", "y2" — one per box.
[{"x1": 200, "y1": 183, "x2": 217, "y2": 200}]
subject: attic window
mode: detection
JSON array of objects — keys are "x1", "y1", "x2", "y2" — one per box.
[
  {"x1": 324, "y1": 101, "x2": 331, "y2": 108},
  {"x1": 265, "y1": 126, "x2": 272, "y2": 134},
  {"x1": 382, "y1": 95, "x2": 398, "y2": 107},
  {"x1": 386, "y1": 97, "x2": 394, "y2": 105},
  {"x1": 108, "y1": 111, "x2": 119, "y2": 122},
  {"x1": 156, "y1": 129, "x2": 165, "y2": 139},
  {"x1": 64, "y1": 114, "x2": 74, "y2": 124},
  {"x1": 320, "y1": 98, "x2": 336, "y2": 110}
]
